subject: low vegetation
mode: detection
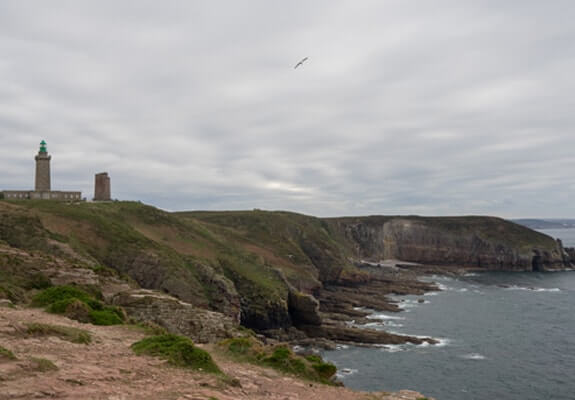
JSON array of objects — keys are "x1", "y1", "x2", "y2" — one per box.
[
  {"x1": 25, "y1": 322, "x2": 92, "y2": 344},
  {"x1": 27, "y1": 357, "x2": 59, "y2": 372},
  {"x1": 131, "y1": 334, "x2": 222, "y2": 374},
  {"x1": 124, "y1": 321, "x2": 169, "y2": 336},
  {"x1": 219, "y1": 337, "x2": 337, "y2": 384},
  {"x1": 0, "y1": 344, "x2": 17, "y2": 361},
  {"x1": 0, "y1": 253, "x2": 53, "y2": 304},
  {"x1": 31, "y1": 285, "x2": 125, "y2": 326}
]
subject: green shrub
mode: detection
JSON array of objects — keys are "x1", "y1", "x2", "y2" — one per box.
[
  {"x1": 305, "y1": 354, "x2": 322, "y2": 363},
  {"x1": 263, "y1": 346, "x2": 308, "y2": 375},
  {"x1": 169, "y1": 341, "x2": 221, "y2": 373},
  {"x1": 287, "y1": 358, "x2": 307, "y2": 374},
  {"x1": 226, "y1": 337, "x2": 254, "y2": 355},
  {"x1": 31, "y1": 286, "x2": 93, "y2": 307},
  {"x1": 26, "y1": 323, "x2": 92, "y2": 344},
  {"x1": 267, "y1": 346, "x2": 291, "y2": 361},
  {"x1": 33, "y1": 286, "x2": 124, "y2": 326},
  {"x1": 219, "y1": 338, "x2": 337, "y2": 384},
  {"x1": 89, "y1": 309, "x2": 124, "y2": 325},
  {"x1": 131, "y1": 334, "x2": 221, "y2": 374},
  {"x1": 0, "y1": 345, "x2": 17, "y2": 361},
  {"x1": 46, "y1": 297, "x2": 79, "y2": 314},
  {"x1": 312, "y1": 362, "x2": 337, "y2": 379}
]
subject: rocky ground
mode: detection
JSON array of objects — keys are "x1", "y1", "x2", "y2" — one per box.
[{"x1": 0, "y1": 307, "x2": 434, "y2": 400}]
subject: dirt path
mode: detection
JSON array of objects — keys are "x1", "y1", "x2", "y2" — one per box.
[{"x1": 0, "y1": 308, "x2": 433, "y2": 400}]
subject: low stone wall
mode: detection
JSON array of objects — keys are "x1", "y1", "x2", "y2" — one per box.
[{"x1": 2, "y1": 190, "x2": 82, "y2": 201}]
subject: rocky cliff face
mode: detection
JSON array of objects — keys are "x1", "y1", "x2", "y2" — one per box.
[
  {"x1": 3, "y1": 200, "x2": 571, "y2": 342},
  {"x1": 328, "y1": 216, "x2": 569, "y2": 271},
  {"x1": 112, "y1": 289, "x2": 239, "y2": 343}
]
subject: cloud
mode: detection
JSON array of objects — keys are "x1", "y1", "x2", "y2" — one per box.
[{"x1": 1, "y1": 1, "x2": 575, "y2": 218}]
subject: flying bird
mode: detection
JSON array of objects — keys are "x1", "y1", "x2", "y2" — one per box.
[{"x1": 294, "y1": 57, "x2": 309, "y2": 69}]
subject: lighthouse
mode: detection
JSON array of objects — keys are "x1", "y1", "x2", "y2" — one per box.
[
  {"x1": 1, "y1": 141, "x2": 83, "y2": 201},
  {"x1": 34, "y1": 140, "x2": 51, "y2": 192}
]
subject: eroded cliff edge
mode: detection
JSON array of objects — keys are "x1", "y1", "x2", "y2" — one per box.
[
  {"x1": 1, "y1": 200, "x2": 571, "y2": 342},
  {"x1": 326, "y1": 215, "x2": 569, "y2": 271}
]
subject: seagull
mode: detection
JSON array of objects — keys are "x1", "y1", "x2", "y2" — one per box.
[{"x1": 294, "y1": 57, "x2": 309, "y2": 69}]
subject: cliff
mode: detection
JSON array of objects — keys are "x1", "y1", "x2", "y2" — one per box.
[
  {"x1": 327, "y1": 215, "x2": 568, "y2": 271},
  {"x1": 1, "y1": 201, "x2": 570, "y2": 339}
]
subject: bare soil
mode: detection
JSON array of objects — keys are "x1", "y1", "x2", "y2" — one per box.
[{"x1": 0, "y1": 307, "x2": 433, "y2": 400}]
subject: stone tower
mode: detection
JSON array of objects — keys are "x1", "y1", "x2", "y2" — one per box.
[
  {"x1": 34, "y1": 140, "x2": 51, "y2": 191},
  {"x1": 94, "y1": 172, "x2": 111, "y2": 201}
]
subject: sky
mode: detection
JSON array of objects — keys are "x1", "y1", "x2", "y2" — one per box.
[{"x1": 1, "y1": 1, "x2": 574, "y2": 218}]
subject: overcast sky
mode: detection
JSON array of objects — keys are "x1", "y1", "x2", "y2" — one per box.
[{"x1": 1, "y1": 1, "x2": 574, "y2": 218}]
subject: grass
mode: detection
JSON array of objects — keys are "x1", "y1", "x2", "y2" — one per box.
[
  {"x1": 28, "y1": 357, "x2": 58, "y2": 372},
  {"x1": 32, "y1": 285, "x2": 125, "y2": 326},
  {"x1": 26, "y1": 322, "x2": 92, "y2": 344},
  {"x1": 219, "y1": 337, "x2": 337, "y2": 384},
  {"x1": 0, "y1": 254, "x2": 54, "y2": 304},
  {"x1": 0, "y1": 345, "x2": 17, "y2": 361},
  {"x1": 131, "y1": 334, "x2": 222, "y2": 374},
  {"x1": 124, "y1": 321, "x2": 168, "y2": 336},
  {"x1": 31, "y1": 285, "x2": 95, "y2": 308},
  {"x1": 89, "y1": 309, "x2": 124, "y2": 325}
]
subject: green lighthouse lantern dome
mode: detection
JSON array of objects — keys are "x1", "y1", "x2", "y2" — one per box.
[{"x1": 39, "y1": 140, "x2": 47, "y2": 153}]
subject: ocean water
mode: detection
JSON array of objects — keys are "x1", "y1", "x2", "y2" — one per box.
[
  {"x1": 537, "y1": 227, "x2": 575, "y2": 247},
  {"x1": 322, "y1": 229, "x2": 575, "y2": 400}
]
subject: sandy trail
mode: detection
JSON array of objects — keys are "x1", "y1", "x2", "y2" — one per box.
[{"x1": 0, "y1": 307, "x2": 432, "y2": 400}]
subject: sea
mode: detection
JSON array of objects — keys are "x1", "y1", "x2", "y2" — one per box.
[{"x1": 322, "y1": 228, "x2": 575, "y2": 400}]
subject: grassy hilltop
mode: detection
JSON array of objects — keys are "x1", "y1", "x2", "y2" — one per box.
[
  {"x1": 0, "y1": 201, "x2": 357, "y2": 330},
  {"x1": 0, "y1": 200, "x2": 568, "y2": 333}
]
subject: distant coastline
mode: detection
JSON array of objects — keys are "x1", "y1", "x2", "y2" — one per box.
[{"x1": 512, "y1": 218, "x2": 575, "y2": 230}]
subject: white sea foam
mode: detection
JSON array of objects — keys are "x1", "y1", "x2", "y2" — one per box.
[
  {"x1": 410, "y1": 334, "x2": 451, "y2": 346},
  {"x1": 424, "y1": 291, "x2": 439, "y2": 296},
  {"x1": 362, "y1": 320, "x2": 404, "y2": 329},
  {"x1": 292, "y1": 345, "x2": 304, "y2": 353},
  {"x1": 380, "y1": 344, "x2": 407, "y2": 353},
  {"x1": 397, "y1": 298, "x2": 430, "y2": 309},
  {"x1": 434, "y1": 337, "x2": 451, "y2": 347},
  {"x1": 337, "y1": 368, "x2": 358, "y2": 378},
  {"x1": 504, "y1": 285, "x2": 561, "y2": 293},
  {"x1": 461, "y1": 353, "x2": 486, "y2": 360},
  {"x1": 366, "y1": 313, "x2": 405, "y2": 321},
  {"x1": 379, "y1": 336, "x2": 450, "y2": 352},
  {"x1": 428, "y1": 275, "x2": 454, "y2": 282},
  {"x1": 335, "y1": 344, "x2": 349, "y2": 350}
]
